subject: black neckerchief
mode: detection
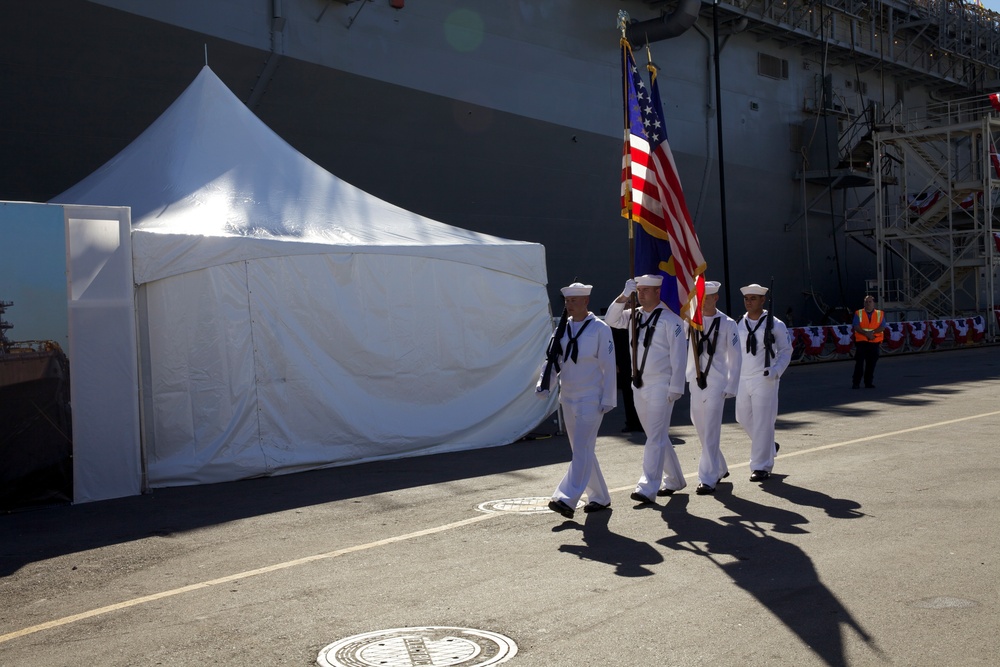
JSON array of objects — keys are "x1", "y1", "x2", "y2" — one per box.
[
  {"x1": 563, "y1": 317, "x2": 592, "y2": 364},
  {"x1": 632, "y1": 308, "x2": 662, "y2": 388},
  {"x1": 745, "y1": 316, "x2": 764, "y2": 356},
  {"x1": 695, "y1": 316, "x2": 721, "y2": 388},
  {"x1": 697, "y1": 316, "x2": 721, "y2": 358}
]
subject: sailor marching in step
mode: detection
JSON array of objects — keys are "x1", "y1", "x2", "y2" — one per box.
[
  {"x1": 735, "y1": 282, "x2": 792, "y2": 482},
  {"x1": 687, "y1": 280, "x2": 741, "y2": 495},
  {"x1": 537, "y1": 282, "x2": 617, "y2": 519},
  {"x1": 606, "y1": 274, "x2": 688, "y2": 504}
]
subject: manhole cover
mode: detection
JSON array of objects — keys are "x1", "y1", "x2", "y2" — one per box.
[
  {"x1": 477, "y1": 497, "x2": 583, "y2": 514},
  {"x1": 317, "y1": 626, "x2": 517, "y2": 667}
]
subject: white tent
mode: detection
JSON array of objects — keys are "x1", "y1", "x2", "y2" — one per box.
[{"x1": 53, "y1": 66, "x2": 556, "y2": 488}]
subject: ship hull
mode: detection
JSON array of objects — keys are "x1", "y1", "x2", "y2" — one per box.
[
  {"x1": 0, "y1": 0, "x2": 980, "y2": 318},
  {"x1": 0, "y1": 351, "x2": 73, "y2": 511}
]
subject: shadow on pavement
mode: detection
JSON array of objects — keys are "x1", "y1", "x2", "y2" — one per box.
[
  {"x1": 0, "y1": 434, "x2": 572, "y2": 576},
  {"x1": 657, "y1": 492, "x2": 884, "y2": 667},
  {"x1": 553, "y1": 509, "x2": 663, "y2": 577}
]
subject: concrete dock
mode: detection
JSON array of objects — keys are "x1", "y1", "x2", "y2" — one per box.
[{"x1": 1, "y1": 346, "x2": 998, "y2": 666}]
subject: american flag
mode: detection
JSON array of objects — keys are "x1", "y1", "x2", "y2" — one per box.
[{"x1": 620, "y1": 40, "x2": 706, "y2": 328}]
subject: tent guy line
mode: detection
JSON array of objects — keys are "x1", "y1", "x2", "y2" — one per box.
[{"x1": 3, "y1": 407, "x2": 998, "y2": 646}]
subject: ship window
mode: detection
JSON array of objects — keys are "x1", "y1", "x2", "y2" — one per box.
[{"x1": 758, "y1": 53, "x2": 788, "y2": 80}]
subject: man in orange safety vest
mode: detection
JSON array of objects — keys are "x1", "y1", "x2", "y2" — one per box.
[{"x1": 852, "y1": 295, "x2": 885, "y2": 389}]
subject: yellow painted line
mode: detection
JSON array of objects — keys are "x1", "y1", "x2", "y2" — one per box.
[
  {"x1": 4, "y1": 407, "x2": 1000, "y2": 645},
  {"x1": 0, "y1": 513, "x2": 494, "y2": 644},
  {"x1": 609, "y1": 408, "x2": 1000, "y2": 489}
]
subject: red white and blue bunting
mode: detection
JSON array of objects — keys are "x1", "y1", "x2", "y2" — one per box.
[{"x1": 790, "y1": 315, "x2": 990, "y2": 363}]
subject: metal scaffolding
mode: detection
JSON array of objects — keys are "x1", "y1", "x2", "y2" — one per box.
[{"x1": 869, "y1": 96, "x2": 998, "y2": 335}]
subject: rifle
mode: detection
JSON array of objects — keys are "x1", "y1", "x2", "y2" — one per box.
[
  {"x1": 692, "y1": 325, "x2": 708, "y2": 389},
  {"x1": 763, "y1": 276, "x2": 775, "y2": 376},
  {"x1": 538, "y1": 307, "x2": 569, "y2": 392},
  {"x1": 629, "y1": 291, "x2": 640, "y2": 387}
]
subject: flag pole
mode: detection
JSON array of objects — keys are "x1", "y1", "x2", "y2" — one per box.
[
  {"x1": 712, "y1": 0, "x2": 733, "y2": 314},
  {"x1": 619, "y1": 11, "x2": 639, "y2": 381}
]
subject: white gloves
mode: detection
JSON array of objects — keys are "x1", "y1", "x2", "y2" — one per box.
[
  {"x1": 623, "y1": 279, "x2": 637, "y2": 297},
  {"x1": 668, "y1": 392, "x2": 682, "y2": 403},
  {"x1": 600, "y1": 404, "x2": 615, "y2": 414},
  {"x1": 723, "y1": 392, "x2": 736, "y2": 400}
]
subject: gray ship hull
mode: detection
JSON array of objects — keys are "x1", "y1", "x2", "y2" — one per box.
[{"x1": 2, "y1": 0, "x2": 993, "y2": 319}]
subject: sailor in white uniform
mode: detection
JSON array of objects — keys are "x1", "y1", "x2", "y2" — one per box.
[
  {"x1": 606, "y1": 274, "x2": 687, "y2": 504},
  {"x1": 686, "y1": 280, "x2": 741, "y2": 495},
  {"x1": 735, "y1": 283, "x2": 792, "y2": 482},
  {"x1": 536, "y1": 282, "x2": 617, "y2": 518}
]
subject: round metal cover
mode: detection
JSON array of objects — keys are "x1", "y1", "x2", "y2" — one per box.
[
  {"x1": 477, "y1": 497, "x2": 583, "y2": 514},
  {"x1": 317, "y1": 626, "x2": 517, "y2": 667}
]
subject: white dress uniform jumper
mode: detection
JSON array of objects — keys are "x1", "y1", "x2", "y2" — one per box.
[
  {"x1": 606, "y1": 299, "x2": 688, "y2": 499},
  {"x1": 686, "y1": 309, "x2": 741, "y2": 489},
  {"x1": 735, "y1": 309, "x2": 792, "y2": 476},
  {"x1": 538, "y1": 312, "x2": 617, "y2": 511}
]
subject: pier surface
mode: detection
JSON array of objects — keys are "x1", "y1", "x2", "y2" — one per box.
[{"x1": 2, "y1": 346, "x2": 998, "y2": 666}]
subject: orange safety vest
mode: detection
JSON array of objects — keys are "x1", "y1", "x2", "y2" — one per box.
[{"x1": 854, "y1": 308, "x2": 884, "y2": 343}]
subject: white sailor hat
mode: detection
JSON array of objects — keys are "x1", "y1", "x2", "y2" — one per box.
[
  {"x1": 704, "y1": 280, "x2": 721, "y2": 295},
  {"x1": 740, "y1": 283, "x2": 768, "y2": 296},
  {"x1": 634, "y1": 274, "x2": 664, "y2": 287},
  {"x1": 560, "y1": 282, "x2": 592, "y2": 297}
]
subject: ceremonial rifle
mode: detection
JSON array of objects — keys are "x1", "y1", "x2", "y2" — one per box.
[
  {"x1": 629, "y1": 291, "x2": 640, "y2": 386},
  {"x1": 763, "y1": 276, "x2": 775, "y2": 376},
  {"x1": 538, "y1": 306, "x2": 569, "y2": 392},
  {"x1": 692, "y1": 328, "x2": 707, "y2": 389}
]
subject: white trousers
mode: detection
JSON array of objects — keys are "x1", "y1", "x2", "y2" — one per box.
[
  {"x1": 633, "y1": 383, "x2": 686, "y2": 497},
  {"x1": 689, "y1": 383, "x2": 729, "y2": 487},
  {"x1": 552, "y1": 397, "x2": 611, "y2": 506},
  {"x1": 735, "y1": 374, "x2": 779, "y2": 472}
]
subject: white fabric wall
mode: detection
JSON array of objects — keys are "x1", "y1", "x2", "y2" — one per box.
[
  {"x1": 142, "y1": 251, "x2": 556, "y2": 486},
  {"x1": 64, "y1": 206, "x2": 143, "y2": 502}
]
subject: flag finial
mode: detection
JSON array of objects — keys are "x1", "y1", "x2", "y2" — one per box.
[{"x1": 617, "y1": 10, "x2": 630, "y2": 39}]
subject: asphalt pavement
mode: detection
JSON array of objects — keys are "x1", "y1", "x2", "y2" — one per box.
[{"x1": 1, "y1": 345, "x2": 998, "y2": 666}]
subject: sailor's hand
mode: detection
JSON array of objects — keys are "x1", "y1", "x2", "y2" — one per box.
[
  {"x1": 668, "y1": 392, "x2": 682, "y2": 403},
  {"x1": 600, "y1": 403, "x2": 615, "y2": 414},
  {"x1": 723, "y1": 392, "x2": 736, "y2": 400},
  {"x1": 623, "y1": 279, "x2": 637, "y2": 297}
]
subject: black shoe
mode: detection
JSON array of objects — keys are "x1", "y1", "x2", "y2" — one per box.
[
  {"x1": 695, "y1": 483, "x2": 715, "y2": 495},
  {"x1": 774, "y1": 442, "x2": 780, "y2": 453},
  {"x1": 865, "y1": 384, "x2": 875, "y2": 389},
  {"x1": 749, "y1": 470, "x2": 771, "y2": 482},
  {"x1": 621, "y1": 423, "x2": 643, "y2": 433},
  {"x1": 851, "y1": 384, "x2": 860, "y2": 389},
  {"x1": 721, "y1": 472, "x2": 730, "y2": 479},
  {"x1": 547, "y1": 499, "x2": 575, "y2": 518},
  {"x1": 629, "y1": 491, "x2": 654, "y2": 504},
  {"x1": 583, "y1": 501, "x2": 611, "y2": 513},
  {"x1": 656, "y1": 488, "x2": 675, "y2": 497}
]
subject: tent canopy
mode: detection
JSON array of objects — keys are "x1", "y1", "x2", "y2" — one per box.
[{"x1": 53, "y1": 67, "x2": 555, "y2": 487}]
